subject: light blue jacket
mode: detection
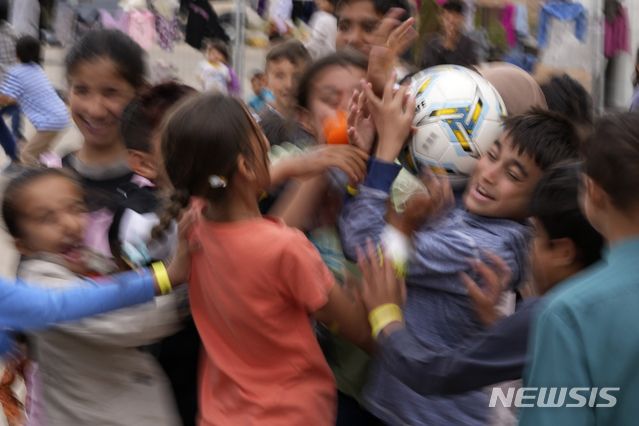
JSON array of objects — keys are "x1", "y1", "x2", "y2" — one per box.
[{"x1": 538, "y1": 2, "x2": 588, "y2": 48}]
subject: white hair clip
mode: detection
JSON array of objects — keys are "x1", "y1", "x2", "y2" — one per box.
[{"x1": 209, "y1": 175, "x2": 228, "y2": 188}]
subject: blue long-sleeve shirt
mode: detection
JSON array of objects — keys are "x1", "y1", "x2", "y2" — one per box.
[
  {"x1": 339, "y1": 158, "x2": 533, "y2": 425},
  {"x1": 0, "y1": 269, "x2": 155, "y2": 354},
  {"x1": 381, "y1": 297, "x2": 538, "y2": 396}
]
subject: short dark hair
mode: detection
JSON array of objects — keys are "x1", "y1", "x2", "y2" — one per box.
[
  {"x1": 335, "y1": 0, "x2": 410, "y2": 21},
  {"x1": 529, "y1": 162, "x2": 603, "y2": 268},
  {"x1": 203, "y1": 38, "x2": 231, "y2": 63},
  {"x1": 540, "y1": 74, "x2": 593, "y2": 125},
  {"x1": 265, "y1": 40, "x2": 312, "y2": 73},
  {"x1": 251, "y1": 70, "x2": 265, "y2": 81},
  {"x1": 504, "y1": 108, "x2": 580, "y2": 171},
  {"x1": 2, "y1": 168, "x2": 81, "y2": 238},
  {"x1": 121, "y1": 82, "x2": 197, "y2": 153},
  {"x1": 297, "y1": 51, "x2": 368, "y2": 109},
  {"x1": 16, "y1": 36, "x2": 41, "y2": 65},
  {"x1": 0, "y1": 0, "x2": 8, "y2": 22},
  {"x1": 442, "y1": 0, "x2": 464, "y2": 15},
  {"x1": 66, "y1": 30, "x2": 147, "y2": 89},
  {"x1": 336, "y1": 0, "x2": 411, "y2": 20},
  {"x1": 634, "y1": 48, "x2": 639, "y2": 88},
  {"x1": 581, "y1": 112, "x2": 639, "y2": 210}
]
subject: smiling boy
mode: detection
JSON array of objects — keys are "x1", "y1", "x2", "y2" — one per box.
[
  {"x1": 259, "y1": 40, "x2": 312, "y2": 147},
  {"x1": 340, "y1": 107, "x2": 581, "y2": 425}
]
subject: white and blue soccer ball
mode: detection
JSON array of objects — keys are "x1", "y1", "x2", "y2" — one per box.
[{"x1": 398, "y1": 65, "x2": 507, "y2": 190}]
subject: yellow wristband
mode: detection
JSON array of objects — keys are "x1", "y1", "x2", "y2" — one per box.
[
  {"x1": 346, "y1": 184, "x2": 359, "y2": 196},
  {"x1": 151, "y1": 262, "x2": 172, "y2": 295},
  {"x1": 368, "y1": 303, "x2": 403, "y2": 339}
]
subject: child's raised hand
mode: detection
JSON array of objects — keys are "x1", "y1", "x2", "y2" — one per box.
[
  {"x1": 460, "y1": 251, "x2": 512, "y2": 326},
  {"x1": 385, "y1": 16, "x2": 418, "y2": 56},
  {"x1": 366, "y1": 9, "x2": 417, "y2": 97},
  {"x1": 369, "y1": 8, "x2": 416, "y2": 55},
  {"x1": 347, "y1": 88, "x2": 376, "y2": 154},
  {"x1": 398, "y1": 167, "x2": 454, "y2": 235},
  {"x1": 362, "y1": 71, "x2": 415, "y2": 163}
]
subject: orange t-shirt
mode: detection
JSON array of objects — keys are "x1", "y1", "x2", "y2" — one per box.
[{"x1": 189, "y1": 212, "x2": 337, "y2": 426}]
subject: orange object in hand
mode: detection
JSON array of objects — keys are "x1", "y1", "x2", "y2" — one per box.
[{"x1": 322, "y1": 110, "x2": 349, "y2": 145}]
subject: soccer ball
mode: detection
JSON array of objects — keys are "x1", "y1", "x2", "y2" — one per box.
[{"x1": 398, "y1": 65, "x2": 507, "y2": 190}]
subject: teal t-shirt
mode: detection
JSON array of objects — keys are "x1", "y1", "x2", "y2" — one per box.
[{"x1": 520, "y1": 238, "x2": 639, "y2": 426}]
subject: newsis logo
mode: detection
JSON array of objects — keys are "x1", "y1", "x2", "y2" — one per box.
[{"x1": 489, "y1": 387, "x2": 620, "y2": 408}]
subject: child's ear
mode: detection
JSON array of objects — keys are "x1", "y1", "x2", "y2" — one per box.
[
  {"x1": 585, "y1": 176, "x2": 607, "y2": 211},
  {"x1": 14, "y1": 238, "x2": 32, "y2": 257},
  {"x1": 262, "y1": 74, "x2": 270, "y2": 90},
  {"x1": 236, "y1": 153, "x2": 255, "y2": 183},
  {"x1": 548, "y1": 237, "x2": 578, "y2": 268},
  {"x1": 128, "y1": 150, "x2": 158, "y2": 181},
  {"x1": 296, "y1": 107, "x2": 316, "y2": 136}
]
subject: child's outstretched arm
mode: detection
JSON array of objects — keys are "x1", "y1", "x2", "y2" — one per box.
[
  {"x1": 1, "y1": 269, "x2": 156, "y2": 334},
  {"x1": 270, "y1": 145, "x2": 368, "y2": 188},
  {"x1": 314, "y1": 281, "x2": 374, "y2": 354},
  {"x1": 269, "y1": 145, "x2": 368, "y2": 229},
  {"x1": 0, "y1": 213, "x2": 195, "y2": 352}
]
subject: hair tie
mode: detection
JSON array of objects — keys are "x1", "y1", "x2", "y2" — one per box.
[{"x1": 209, "y1": 175, "x2": 227, "y2": 188}]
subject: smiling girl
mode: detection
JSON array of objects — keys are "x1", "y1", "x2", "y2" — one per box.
[{"x1": 49, "y1": 30, "x2": 147, "y2": 257}]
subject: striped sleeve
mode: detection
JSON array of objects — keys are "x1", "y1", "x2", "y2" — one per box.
[{"x1": 0, "y1": 70, "x2": 23, "y2": 100}]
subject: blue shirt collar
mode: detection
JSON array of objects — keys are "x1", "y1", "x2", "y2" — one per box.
[{"x1": 603, "y1": 237, "x2": 639, "y2": 265}]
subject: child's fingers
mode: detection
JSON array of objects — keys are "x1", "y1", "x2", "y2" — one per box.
[
  {"x1": 460, "y1": 271, "x2": 487, "y2": 304},
  {"x1": 388, "y1": 17, "x2": 414, "y2": 50},
  {"x1": 362, "y1": 82, "x2": 383, "y2": 112},
  {"x1": 339, "y1": 146, "x2": 368, "y2": 177},
  {"x1": 381, "y1": 245, "x2": 397, "y2": 292},
  {"x1": 471, "y1": 259, "x2": 502, "y2": 301},
  {"x1": 348, "y1": 89, "x2": 360, "y2": 112},
  {"x1": 375, "y1": 8, "x2": 405, "y2": 43},
  {"x1": 356, "y1": 245, "x2": 371, "y2": 278},
  {"x1": 347, "y1": 126, "x2": 361, "y2": 147},
  {"x1": 383, "y1": 69, "x2": 397, "y2": 102},
  {"x1": 403, "y1": 93, "x2": 416, "y2": 124},
  {"x1": 347, "y1": 101, "x2": 358, "y2": 128},
  {"x1": 391, "y1": 83, "x2": 408, "y2": 106},
  {"x1": 357, "y1": 87, "x2": 369, "y2": 117},
  {"x1": 355, "y1": 245, "x2": 373, "y2": 298},
  {"x1": 392, "y1": 19, "x2": 418, "y2": 53},
  {"x1": 343, "y1": 268, "x2": 362, "y2": 299},
  {"x1": 365, "y1": 238, "x2": 380, "y2": 274},
  {"x1": 480, "y1": 249, "x2": 512, "y2": 288},
  {"x1": 349, "y1": 146, "x2": 370, "y2": 161}
]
